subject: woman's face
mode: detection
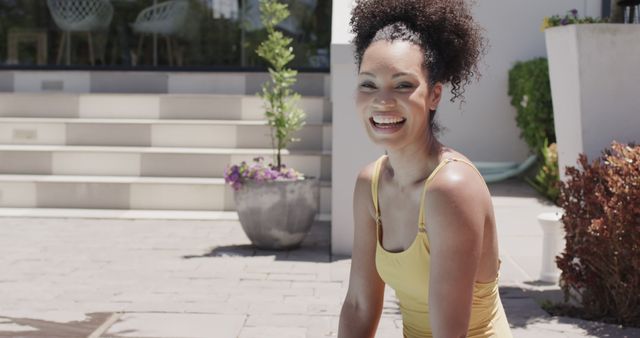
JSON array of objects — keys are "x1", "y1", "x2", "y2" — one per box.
[{"x1": 356, "y1": 40, "x2": 442, "y2": 151}]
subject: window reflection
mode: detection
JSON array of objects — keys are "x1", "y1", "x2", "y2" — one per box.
[
  {"x1": 0, "y1": 0, "x2": 331, "y2": 69},
  {"x1": 47, "y1": 0, "x2": 114, "y2": 65}
]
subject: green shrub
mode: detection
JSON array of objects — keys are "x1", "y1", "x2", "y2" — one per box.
[
  {"x1": 508, "y1": 58, "x2": 559, "y2": 203},
  {"x1": 508, "y1": 57, "x2": 555, "y2": 155},
  {"x1": 557, "y1": 141, "x2": 640, "y2": 326},
  {"x1": 526, "y1": 140, "x2": 560, "y2": 205}
]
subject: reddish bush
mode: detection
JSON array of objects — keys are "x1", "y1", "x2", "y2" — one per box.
[{"x1": 557, "y1": 141, "x2": 640, "y2": 326}]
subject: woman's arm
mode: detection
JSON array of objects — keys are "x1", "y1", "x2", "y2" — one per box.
[
  {"x1": 425, "y1": 162, "x2": 489, "y2": 338},
  {"x1": 338, "y1": 165, "x2": 386, "y2": 338}
]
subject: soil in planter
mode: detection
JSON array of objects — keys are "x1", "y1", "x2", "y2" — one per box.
[{"x1": 540, "y1": 300, "x2": 640, "y2": 328}]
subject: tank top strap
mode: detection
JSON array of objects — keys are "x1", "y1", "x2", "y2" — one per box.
[
  {"x1": 371, "y1": 155, "x2": 386, "y2": 228},
  {"x1": 417, "y1": 158, "x2": 483, "y2": 229}
]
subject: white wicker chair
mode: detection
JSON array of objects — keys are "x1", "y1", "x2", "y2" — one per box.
[
  {"x1": 131, "y1": 0, "x2": 189, "y2": 66},
  {"x1": 47, "y1": 0, "x2": 114, "y2": 65}
]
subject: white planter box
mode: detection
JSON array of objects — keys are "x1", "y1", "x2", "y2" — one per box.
[{"x1": 545, "y1": 24, "x2": 640, "y2": 181}]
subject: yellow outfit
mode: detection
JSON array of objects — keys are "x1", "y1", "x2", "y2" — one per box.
[{"x1": 372, "y1": 155, "x2": 513, "y2": 337}]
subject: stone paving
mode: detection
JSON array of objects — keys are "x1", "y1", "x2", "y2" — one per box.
[{"x1": 0, "y1": 179, "x2": 639, "y2": 338}]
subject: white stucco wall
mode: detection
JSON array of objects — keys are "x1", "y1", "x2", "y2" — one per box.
[
  {"x1": 546, "y1": 24, "x2": 640, "y2": 181},
  {"x1": 331, "y1": 0, "x2": 602, "y2": 256}
]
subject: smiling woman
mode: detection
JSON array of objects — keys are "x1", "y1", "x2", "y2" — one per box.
[{"x1": 338, "y1": 1, "x2": 513, "y2": 337}]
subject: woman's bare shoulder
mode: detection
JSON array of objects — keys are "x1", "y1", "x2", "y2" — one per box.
[
  {"x1": 356, "y1": 159, "x2": 379, "y2": 182},
  {"x1": 353, "y1": 159, "x2": 381, "y2": 216},
  {"x1": 442, "y1": 147, "x2": 474, "y2": 163},
  {"x1": 426, "y1": 148, "x2": 487, "y2": 197}
]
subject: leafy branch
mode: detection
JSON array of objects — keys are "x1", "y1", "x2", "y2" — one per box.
[{"x1": 255, "y1": 0, "x2": 305, "y2": 169}]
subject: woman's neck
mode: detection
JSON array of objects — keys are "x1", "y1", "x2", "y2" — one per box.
[{"x1": 384, "y1": 137, "x2": 444, "y2": 189}]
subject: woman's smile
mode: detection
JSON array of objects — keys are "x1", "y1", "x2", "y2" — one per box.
[{"x1": 369, "y1": 115, "x2": 407, "y2": 133}]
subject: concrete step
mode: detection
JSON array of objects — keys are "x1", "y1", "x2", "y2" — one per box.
[
  {"x1": 0, "y1": 93, "x2": 331, "y2": 123},
  {"x1": 0, "y1": 207, "x2": 331, "y2": 221},
  {"x1": 1, "y1": 70, "x2": 330, "y2": 96},
  {"x1": 0, "y1": 145, "x2": 332, "y2": 180},
  {"x1": 0, "y1": 175, "x2": 332, "y2": 214},
  {"x1": 0, "y1": 117, "x2": 332, "y2": 151}
]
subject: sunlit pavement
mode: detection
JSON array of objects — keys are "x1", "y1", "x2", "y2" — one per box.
[{"x1": 0, "y1": 178, "x2": 638, "y2": 337}]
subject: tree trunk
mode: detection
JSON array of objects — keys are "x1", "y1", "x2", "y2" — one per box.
[
  {"x1": 610, "y1": 0, "x2": 626, "y2": 23},
  {"x1": 277, "y1": 150, "x2": 282, "y2": 170}
]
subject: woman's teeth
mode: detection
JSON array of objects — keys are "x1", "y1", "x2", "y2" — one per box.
[{"x1": 371, "y1": 116, "x2": 406, "y2": 126}]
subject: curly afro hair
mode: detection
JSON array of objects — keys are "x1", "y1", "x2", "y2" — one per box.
[{"x1": 350, "y1": 0, "x2": 487, "y2": 103}]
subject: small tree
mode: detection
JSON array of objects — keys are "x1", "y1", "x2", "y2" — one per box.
[{"x1": 256, "y1": 0, "x2": 305, "y2": 169}]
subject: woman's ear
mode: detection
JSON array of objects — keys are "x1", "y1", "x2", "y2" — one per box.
[{"x1": 430, "y1": 82, "x2": 443, "y2": 109}]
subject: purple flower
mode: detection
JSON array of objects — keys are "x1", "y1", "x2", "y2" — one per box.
[
  {"x1": 569, "y1": 9, "x2": 578, "y2": 17},
  {"x1": 560, "y1": 17, "x2": 569, "y2": 25},
  {"x1": 224, "y1": 157, "x2": 304, "y2": 190}
]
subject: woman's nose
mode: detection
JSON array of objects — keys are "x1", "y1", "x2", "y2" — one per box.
[{"x1": 373, "y1": 96, "x2": 396, "y2": 108}]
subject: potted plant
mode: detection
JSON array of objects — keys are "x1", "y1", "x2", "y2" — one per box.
[
  {"x1": 224, "y1": 0, "x2": 319, "y2": 250},
  {"x1": 508, "y1": 57, "x2": 565, "y2": 282},
  {"x1": 540, "y1": 9, "x2": 605, "y2": 30}
]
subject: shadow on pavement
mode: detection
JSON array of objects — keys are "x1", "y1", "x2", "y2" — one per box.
[
  {"x1": 500, "y1": 286, "x2": 640, "y2": 337},
  {"x1": 182, "y1": 220, "x2": 334, "y2": 263},
  {"x1": 0, "y1": 312, "x2": 112, "y2": 338},
  {"x1": 182, "y1": 243, "x2": 331, "y2": 263}
]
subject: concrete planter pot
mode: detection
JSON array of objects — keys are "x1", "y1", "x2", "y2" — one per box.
[
  {"x1": 234, "y1": 178, "x2": 320, "y2": 250},
  {"x1": 545, "y1": 24, "x2": 640, "y2": 181},
  {"x1": 537, "y1": 211, "x2": 565, "y2": 283}
]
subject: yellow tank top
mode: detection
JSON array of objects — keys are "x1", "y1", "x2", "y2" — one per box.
[{"x1": 372, "y1": 155, "x2": 513, "y2": 338}]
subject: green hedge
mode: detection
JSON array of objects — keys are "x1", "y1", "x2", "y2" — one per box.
[{"x1": 508, "y1": 57, "x2": 555, "y2": 156}]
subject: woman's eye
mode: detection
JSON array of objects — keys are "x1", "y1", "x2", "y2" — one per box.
[
  {"x1": 397, "y1": 82, "x2": 414, "y2": 89},
  {"x1": 359, "y1": 82, "x2": 376, "y2": 89}
]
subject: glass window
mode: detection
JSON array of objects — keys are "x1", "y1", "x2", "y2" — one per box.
[{"x1": 0, "y1": 0, "x2": 331, "y2": 69}]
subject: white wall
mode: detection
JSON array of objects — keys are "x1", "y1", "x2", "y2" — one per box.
[
  {"x1": 546, "y1": 24, "x2": 640, "y2": 181},
  {"x1": 331, "y1": 0, "x2": 602, "y2": 256},
  {"x1": 330, "y1": 0, "x2": 383, "y2": 256}
]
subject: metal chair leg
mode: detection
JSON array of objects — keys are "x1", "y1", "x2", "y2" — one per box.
[
  {"x1": 65, "y1": 31, "x2": 71, "y2": 65},
  {"x1": 56, "y1": 32, "x2": 66, "y2": 65},
  {"x1": 137, "y1": 34, "x2": 144, "y2": 65},
  {"x1": 166, "y1": 36, "x2": 173, "y2": 66},
  {"x1": 87, "y1": 32, "x2": 95, "y2": 66}
]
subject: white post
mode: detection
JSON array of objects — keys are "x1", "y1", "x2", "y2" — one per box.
[
  {"x1": 330, "y1": 0, "x2": 382, "y2": 256},
  {"x1": 537, "y1": 211, "x2": 565, "y2": 283}
]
